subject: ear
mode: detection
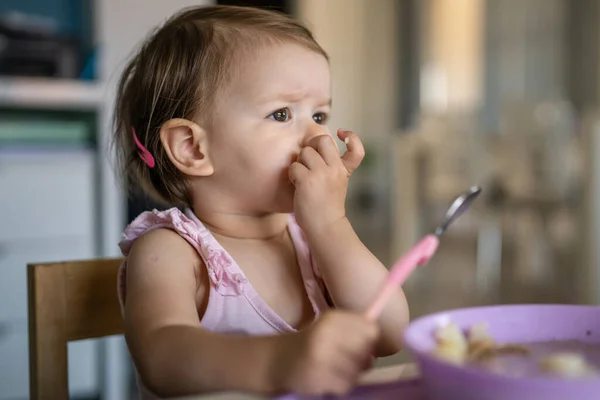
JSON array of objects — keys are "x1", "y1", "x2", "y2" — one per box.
[{"x1": 159, "y1": 118, "x2": 214, "y2": 177}]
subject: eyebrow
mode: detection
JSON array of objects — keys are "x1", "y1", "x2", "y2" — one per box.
[{"x1": 258, "y1": 92, "x2": 332, "y2": 107}]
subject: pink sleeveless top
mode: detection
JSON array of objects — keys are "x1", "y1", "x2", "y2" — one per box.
[{"x1": 117, "y1": 207, "x2": 330, "y2": 399}]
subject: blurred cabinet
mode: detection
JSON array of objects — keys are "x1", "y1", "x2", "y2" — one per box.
[{"x1": 0, "y1": 149, "x2": 98, "y2": 399}]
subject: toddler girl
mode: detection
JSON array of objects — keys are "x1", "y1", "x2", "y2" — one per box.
[{"x1": 113, "y1": 5, "x2": 409, "y2": 399}]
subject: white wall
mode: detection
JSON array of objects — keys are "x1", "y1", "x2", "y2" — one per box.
[
  {"x1": 421, "y1": 0, "x2": 483, "y2": 113},
  {"x1": 295, "y1": 0, "x2": 401, "y2": 140}
]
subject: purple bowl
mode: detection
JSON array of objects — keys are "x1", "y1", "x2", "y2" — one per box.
[{"x1": 403, "y1": 304, "x2": 600, "y2": 400}]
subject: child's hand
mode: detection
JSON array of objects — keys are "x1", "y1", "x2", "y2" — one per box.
[
  {"x1": 289, "y1": 129, "x2": 365, "y2": 234},
  {"x1": 269, "y1": 310, "x2": 379, "y2": 396}
]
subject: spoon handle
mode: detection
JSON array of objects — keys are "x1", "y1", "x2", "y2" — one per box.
[{"x1": 365, "y1": 234, "x2": 440, "y2": 321}]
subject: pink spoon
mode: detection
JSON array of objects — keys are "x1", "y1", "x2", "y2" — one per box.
[{"x1": 365, "y1": 186, "x2": 482, "y2": 321}]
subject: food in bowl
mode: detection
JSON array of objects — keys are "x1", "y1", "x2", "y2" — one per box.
[
  {"x1": 431, "y1": 321, "x2": 468, "y2": 364},
  {"x1": 431, "y1": 321, "x2": 599, "y2": 379},
  {"x1": 540, "y1": 352, "x2": 597, "y2": 378}
]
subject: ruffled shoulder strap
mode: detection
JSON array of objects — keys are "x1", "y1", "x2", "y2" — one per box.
[
  {"x1": 119, "y1": 207, "x2": 199, "y2": 255},
  {"x1": 119, "y1": 208, "x2": 247, "y2": 296},
  {"x1": 287, "y1": 215, "x2": 330, "y2": 309}
]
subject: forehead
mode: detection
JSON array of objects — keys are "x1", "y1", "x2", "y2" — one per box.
[{"x1": 230, "y1": 42, "x2": 331, "y2": 103}]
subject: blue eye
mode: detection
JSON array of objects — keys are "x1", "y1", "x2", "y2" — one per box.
[
  {"x1": 268, "y1": 108, "x2": 291, "y2": 122},
  {"x1": 313, "y1": 112, "x2": 328, "y2": 125}
]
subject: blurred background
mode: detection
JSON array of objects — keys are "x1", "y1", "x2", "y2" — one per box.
[{"x1": 1, "y1": 0, "x2": 600, "y2": 398}]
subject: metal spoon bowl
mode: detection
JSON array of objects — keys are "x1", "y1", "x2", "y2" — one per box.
[
  {"x1": 434, "y1": 186, "x2": 482, "y2": 237},
  {"x1": 365, "y1": 185, "x2": 483, "y2": 320}
]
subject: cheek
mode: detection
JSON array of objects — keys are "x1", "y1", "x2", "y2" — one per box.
[
  {"x1": 214, "y1": 135, "x2": 261, "y2": 171},
  {"x1": 263, "y1": 138, "x2": 298, "y2": 167},
  {"x1": 216, "y1": 130, "x2": 298, "y2": 178},
  {"x1": 263, "y1": 148, "x2": 296, "y2": 178},
  {"x1": 260, "y1": 143, "x2": 298, "y2": 188},
  {"x1": 230, "y1": 144, "x2": 293, "y2": 180}
]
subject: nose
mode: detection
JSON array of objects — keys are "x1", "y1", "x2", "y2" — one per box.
[{"x1": 301, "y1": 122, "x2": 327, "y2": 147}]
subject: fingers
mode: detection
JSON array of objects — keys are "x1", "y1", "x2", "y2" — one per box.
[
  {"x1": 338, "y1": 129, "x2": 365, "y2": 175},
  {"x1": 299, "y1": 131, "x2": 364, "y2": 175},
  {"x1": 300, "y1": 311, "x2": 379, "y2": 396},
  {"x1": 330, "y1": 352, "x2": 361, "y2": 382},
  {"x1": 306, "y1": 135, "x2": 341, "y2": 166},
  {"x1": 297, "y1": 145, "x2": 327, "y2": 170},
  {"x1": 289, "y1": 161, "x2": 309, "y2": 185},
  {"x1": 325, "y1": 312, "x2": 379, "y2": 365},
  {"x1": 340, "y1": 323, "x2": 378, "y2": 360},
  {"x1": 292, "y1": 130, "x2": 363, "y2": 189},
  {"x1": 330, "y1": 320, "x2": 378, "y2": 393}
]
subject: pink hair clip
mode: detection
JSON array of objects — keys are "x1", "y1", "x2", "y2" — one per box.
[{"x1": 132, "y1": 127, "x2": 155, "y2": 168}]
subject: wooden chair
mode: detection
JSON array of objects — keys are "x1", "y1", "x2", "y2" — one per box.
[{"x1": 27, "y1": 258, "x2": 125, "y2": 400}]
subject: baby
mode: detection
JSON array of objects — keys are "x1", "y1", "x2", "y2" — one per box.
[{"x1": 113, "y1": 5, "x2": 409, "y2": 399}]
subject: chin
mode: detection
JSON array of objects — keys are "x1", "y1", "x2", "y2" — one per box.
[
  {"x1": 272, "y1": 191, "x2": 294, "y2": 214},
  {"x1": 273, "y1": 200, "x2": 294, "y2": 214},
  {"x1": 262, "y1": 179, "x2": 295, "y2": 214}
]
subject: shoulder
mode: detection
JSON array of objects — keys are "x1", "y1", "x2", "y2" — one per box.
[
  {"x1": 126, "y1": 227, "x2": 205, "y2": 291},
  {"x1": 121, "y1": 208, "x2": 209, "y2": 298},
  {"x1": 119, "y1": 207, "x2": 203, "y2": 256},
  {"x1": 123, "y1": 227, "x2": 212, "y2": 327}
]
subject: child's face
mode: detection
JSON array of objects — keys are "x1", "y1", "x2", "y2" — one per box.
[{"x1": 206, "y1": 42, "x2": 331, "y2": 214}]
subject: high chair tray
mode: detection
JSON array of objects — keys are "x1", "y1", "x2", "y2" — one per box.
[
  {"x1": 275, "y1": 378, "x2": 424, "y2": 399},
  {"x1": 170, "y1": 364, "x2": 421, "y2": 399}
]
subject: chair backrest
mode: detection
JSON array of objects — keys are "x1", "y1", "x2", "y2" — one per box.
[{"x1": 27, "y1": 258, "x2": 124, "y2": 400}]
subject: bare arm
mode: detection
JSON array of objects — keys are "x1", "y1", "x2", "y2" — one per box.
[
  {"x1": 290, "y1": 130, "x2": 409, "y2": 357},
  {"x1": 305, "y1": 217, "x2": 409, "y2": 356},
  {"x1": 123, "y1": 229, "x2": 285, "y2": 397}
]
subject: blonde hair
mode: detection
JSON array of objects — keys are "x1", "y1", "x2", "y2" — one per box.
[{"x1": 113, "y1": 5, "x2": 328, "y2": 206}]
